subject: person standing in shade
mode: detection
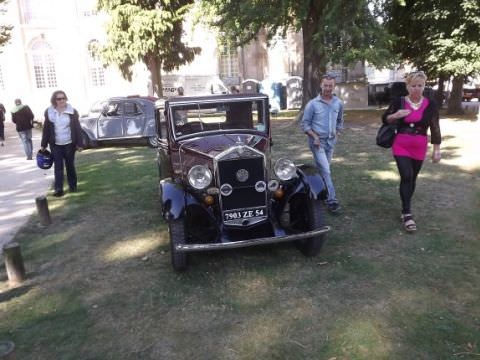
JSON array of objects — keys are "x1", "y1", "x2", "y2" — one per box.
[
  {"x1": 382, "y1": 71, "x2": 441, "y2": 232},
  {"x1": 301, "y1": 73, "x2": 344, "y2": 213},
  {"x1": 11, "y1": 99, "x2": 35, "y2": 159},
  {"x1": 40, "y1": 90, "x2": 84, "y2": 197},
  {"x1": 0, "y1": 103, "x2": 5, "y2": 146}
]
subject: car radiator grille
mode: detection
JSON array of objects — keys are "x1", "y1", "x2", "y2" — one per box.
[{"x1": 217, "y1": 156, "x2": 267, "y2": 211}]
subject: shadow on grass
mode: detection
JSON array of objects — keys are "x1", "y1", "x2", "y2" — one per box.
[{"x1": 1, "y1": 114, "x2": 479, "y2": 359}]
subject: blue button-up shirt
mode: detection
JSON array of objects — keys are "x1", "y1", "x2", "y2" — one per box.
[{"x1": 301, "y1": 95, "x2": 344, "y2": 139}]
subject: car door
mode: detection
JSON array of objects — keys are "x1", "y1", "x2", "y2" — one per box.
[
  {"x1": 123, "y1": 101, "x2": 144, "y2": 137},
  {"x1": 98, "y1": 101, "x2": 124, "y2": 138},
  {"x1": 156, "y1": 105, "x2": 171, "y2": 179}
]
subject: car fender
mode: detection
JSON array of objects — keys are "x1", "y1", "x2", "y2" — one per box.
[
  {"x1": 159, "y1": 179, "x2": 199, "y2": 220},
  {"x1": 297, "y1": 164, "x2": 328, "y2": 200},
  {"x1": 273, "y1": 165, "x2": 327, "y2": 219},
  {"x1": 80, "y1": 126, "x2": 96, "y2": 141}
]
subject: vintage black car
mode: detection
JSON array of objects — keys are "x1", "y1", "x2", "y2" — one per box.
[
  {"x1": 80, "y1": 96, "x2": 158, "y2": 148},
  {"x1": 155, "y1": 93, "x2": 331, "y2": 271}
]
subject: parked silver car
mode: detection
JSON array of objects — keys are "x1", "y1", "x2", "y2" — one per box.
[{"x1": 80, "y1": 96, "x2": 158, "y2": 147}]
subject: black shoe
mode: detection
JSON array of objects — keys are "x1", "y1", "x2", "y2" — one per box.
[
  {"x1": 69, "y1": 187, "x2": 77, "y2": 193},
  {"x1": 27, "y1": 157, "x2": 33, "y2": 160},
  {"x1": 327, "y1": 201, "x2": 341, "y2": 213},
  {"x1": 53, "y1": 190, "x2": 64, "y2": 197}
]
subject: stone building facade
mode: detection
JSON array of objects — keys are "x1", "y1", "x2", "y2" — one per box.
[{"x1": 0, "y1": 0, "x2": 393, "y2": 117}]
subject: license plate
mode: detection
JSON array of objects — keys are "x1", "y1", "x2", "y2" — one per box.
[{"x1": 223, "y1": 207, "x2": 266, "y2": 221}]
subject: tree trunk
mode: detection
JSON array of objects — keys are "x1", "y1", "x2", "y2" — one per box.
[
  {"x1": 435, "y1": 74, "x2": 447, "y2": 107},
  {"x1": 301, "y1": 2, "x2": 328, "y2": 108},
  {"x1": 447, "y1": 75, "x2": 465, "y2": 115},
  {"x1": 147, "y1": 55, "x2": 163, "y2": 97}
]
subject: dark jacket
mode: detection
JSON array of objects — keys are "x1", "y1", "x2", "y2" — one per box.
[
  {"x1": 41, "y1": 107, "x2": 84, "y2": 149},
  {"x1": 382, "y1": 96, "x2": 441, "y2": 145},
  {"x1": 0, "y1": 104, "x2": 5, "y2": 122},
  {"x1": 11, "y1": 105, "x2": 34, "y2": 131}
]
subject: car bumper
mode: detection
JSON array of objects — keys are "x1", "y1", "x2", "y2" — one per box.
[{"x1": 175, "y1": 226, "x2": 331, "y2": 252}]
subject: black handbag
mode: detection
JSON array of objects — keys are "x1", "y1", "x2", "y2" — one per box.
[
  {"x1": 376, "y1": 97, "x2": 404, "y2": 148},
  {"x1": 376, "y1": 123, "x2": 397, "y2": 148}
]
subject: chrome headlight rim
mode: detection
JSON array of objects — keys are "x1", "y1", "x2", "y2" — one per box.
[
  {"x1": 187, "y1": 165, "x2": 212, "y2": 190},
  {"x1": 274, "y1": 158, "x2": 297, "y2": 181}
]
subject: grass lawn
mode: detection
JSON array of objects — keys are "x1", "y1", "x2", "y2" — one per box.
[{"x1": 1, "y1": 109, "x2": 479, "y2": 359}]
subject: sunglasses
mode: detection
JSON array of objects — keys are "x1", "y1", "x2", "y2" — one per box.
[
  {"x1": 56, "y1": 97, "x2": 66, "y2": 101},
  {"x1": 321, "y1": 73, "x2": 336, "y2": 80}
]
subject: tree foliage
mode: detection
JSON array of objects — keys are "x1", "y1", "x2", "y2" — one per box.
[
  {"x1": 384, "y1": 0, "x2": 480, "y2": 113},
  {"x1": 97, "y1": 0, "x2": 200, "y2": 96},
  {"x1": 199, "y1": 0, "x2": 394, "y2": 103},
  {"x1": 0, "y1": 0, "x2": 12, "y2": 50}
]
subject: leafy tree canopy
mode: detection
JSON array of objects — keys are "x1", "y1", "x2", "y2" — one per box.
[
  {"x1": 97, "y1": 0, "x2": 200, "y2": 96},
  {"x1": 0, "y1": 0, "x2": 12, "y2": 50},
  {"x1": 385, "y1": 0, "x2": 480, "y2": 77},
  {"x1": 384, "y1": 0, "x2": 480, "y2": 113},
  {"x1": 199, "y1": 0, "x2": 394, "y2": 101}
]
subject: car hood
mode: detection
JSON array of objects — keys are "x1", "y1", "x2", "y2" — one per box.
[{"x1": 178, "y1": 133, "x2": 269, "y2": 159}]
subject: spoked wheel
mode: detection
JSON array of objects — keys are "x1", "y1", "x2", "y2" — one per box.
[
  {"x1": 168, "y1": 219, "x2": 188, "y2": 271},
  {"x1": 295, "y1": 198, "x2": 327, "y2": 257}
]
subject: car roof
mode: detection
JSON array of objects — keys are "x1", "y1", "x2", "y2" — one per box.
[
  {"x1": 166, "y1": 93, "x2": 269, "y2": 106},
  {"x1": 108, "y1": 96, "x2": 157, "y2": 103}
]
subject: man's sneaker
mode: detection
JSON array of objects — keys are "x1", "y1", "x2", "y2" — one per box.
[{"x1": 327, "y1": 201, "x2": 341, "y2": 213}]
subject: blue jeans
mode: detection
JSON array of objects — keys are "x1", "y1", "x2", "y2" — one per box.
[
  {"x1": 308, "y1": 137, "x2": 337, "y2": 203},
  {"x1": 18, "y1": 129, "x2": 33, "y2": 159},
  {"x1": 52, "y1": 143, "x2": 77, "y2": 192}
]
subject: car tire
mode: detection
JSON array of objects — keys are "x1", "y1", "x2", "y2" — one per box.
[
  {"x1": 81, "y1": 131, "x2": 90, "y2": 149},
  {"x1": 168, "y1": 219, "x2": 188, "y2": 271},
  {"x1": 296, "y1": 198, "x2": 326, "y2": 257},
  {"x1": 148, "y1": 136, "x2": 159, "y2": 148}
]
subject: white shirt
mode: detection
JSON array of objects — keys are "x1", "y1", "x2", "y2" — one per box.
[{"x1": 48, "y1": 105, "x2": 74, "y2": 145}]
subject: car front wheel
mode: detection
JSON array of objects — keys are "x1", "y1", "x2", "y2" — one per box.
[
  {"x1": 296, "y1": 198, "x2": 327, "y2": 257},
  {"x1": 168, "y1": 219, "x2": 188, "y2": 271}
]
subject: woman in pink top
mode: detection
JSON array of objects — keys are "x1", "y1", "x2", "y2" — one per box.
[{"x1": 382, "y1": 71, "x2": 442, "y2": 232}]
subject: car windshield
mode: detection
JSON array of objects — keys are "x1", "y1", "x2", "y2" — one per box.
[
  {"x1": 170, "y1": 100, "x2": 267, "y2": 138},
  {"x1": 88, "y1": 100, "x2": 108, "y2": 117}
]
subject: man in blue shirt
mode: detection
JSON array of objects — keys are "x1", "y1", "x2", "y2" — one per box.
[{"x1": 301, "y1": 73, "x2": 344, "y2": 213}]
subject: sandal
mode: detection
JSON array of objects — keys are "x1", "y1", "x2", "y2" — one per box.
[{"x1": 401, "y1": 213, "x2": 417, "y2": 232}]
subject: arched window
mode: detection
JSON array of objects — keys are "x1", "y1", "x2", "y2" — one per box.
[
  {"x1": 87, "y1": 40, "x2": 105, "y2": 87},
  {"x1": 30, "y1": 40, "x2": 57, "y2": 88}
]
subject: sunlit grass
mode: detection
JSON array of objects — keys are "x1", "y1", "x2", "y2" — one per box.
[
  {"x1": 103, "y1": 234, "x2": 163, "y2": 262},
  {"x1": 1, "y1": 112, "x2": 479, "y2": 359}
]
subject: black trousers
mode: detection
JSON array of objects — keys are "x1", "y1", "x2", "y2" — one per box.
[
  {"x1": 394, "y1": 155, "x2": 423, "y2": 214},
  {"x1": 0, "y1": 120, "x2": 4, "y2": 141},
  {"x1": 52, "y1": 143, "x2": 77, "y2": 192}
]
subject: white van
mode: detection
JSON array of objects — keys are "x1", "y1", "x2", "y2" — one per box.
[{"x1": 162, "y1": 75, "x2": 230, "y2": 97}]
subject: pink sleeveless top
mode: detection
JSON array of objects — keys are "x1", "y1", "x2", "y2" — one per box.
[{"x1": 392, "y1": 98, "x2": 429, "y2": 160}]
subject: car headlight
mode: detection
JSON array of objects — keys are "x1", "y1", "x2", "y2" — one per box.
[
  {"x1": 188, "y1": 165, "x2": 212, "y2": 189},
  {"x1": 274, "y1": 158, "x2": 297, "y2": 181}
]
